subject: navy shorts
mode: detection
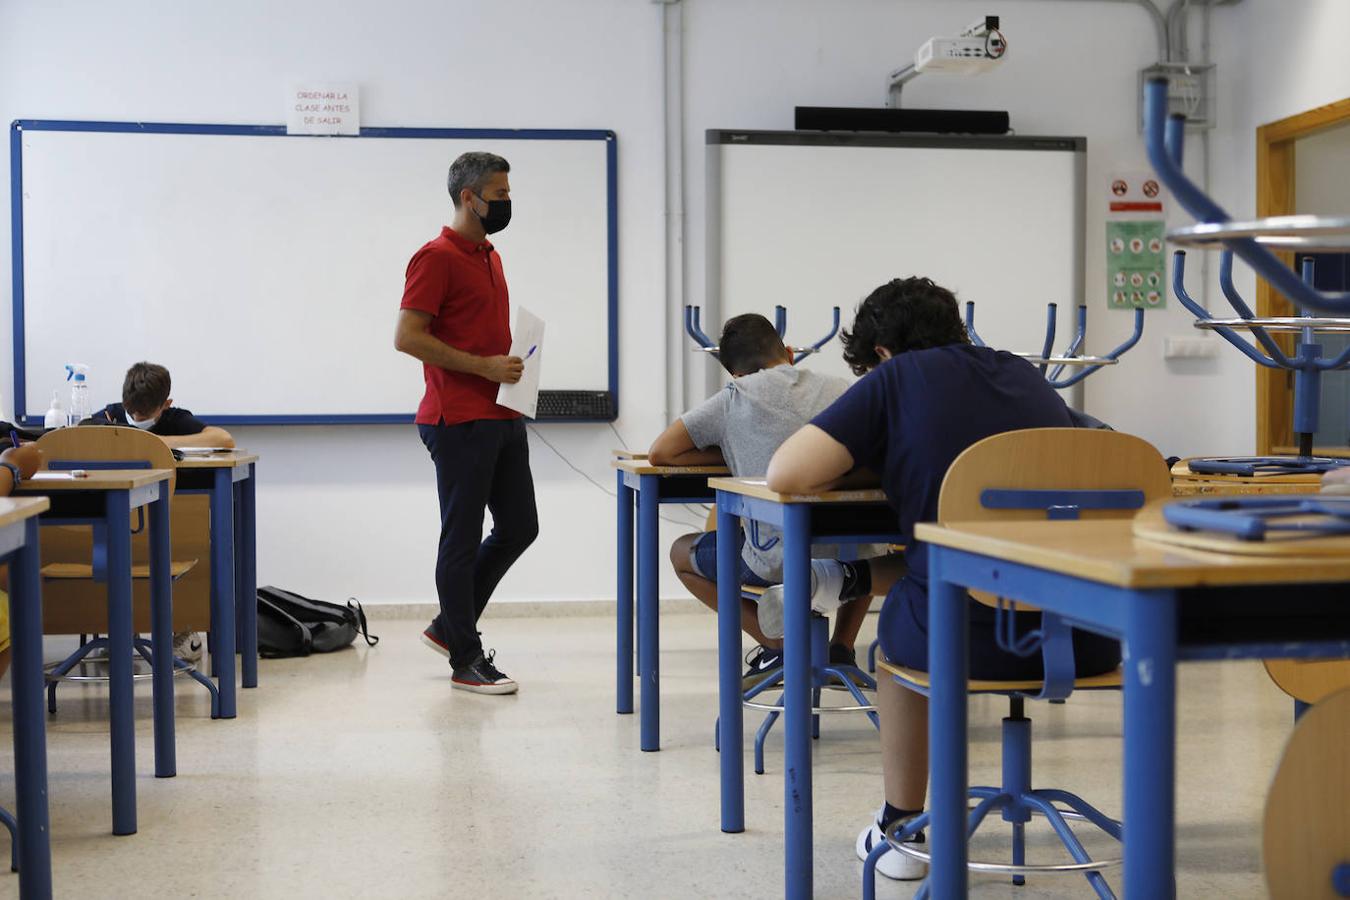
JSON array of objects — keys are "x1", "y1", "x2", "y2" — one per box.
[
  {"x1": 880, "y1": 579, "x2": 1121, "y2": 680},
  {"x1": 689, "y1": 530, "x2": 774, "y2": 588}
]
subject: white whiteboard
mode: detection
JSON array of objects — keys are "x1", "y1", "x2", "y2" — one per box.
[
  {"x1": 707, "y1": 132, "x2": 1083, "y2": 391},
  {"x1": 13, "y1": 123, "x2": 616, "y2": 422}
]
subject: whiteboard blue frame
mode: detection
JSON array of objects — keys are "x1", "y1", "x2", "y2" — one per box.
[{"x1": 9, "y1": 119, "x2": 620, "y2": 426}]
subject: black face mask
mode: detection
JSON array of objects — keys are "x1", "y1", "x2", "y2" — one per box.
[{"x1": 474, "y1": 194, "x2": 512, "y2": 235}]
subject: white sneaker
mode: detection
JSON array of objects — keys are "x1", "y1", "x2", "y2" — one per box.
[
  {"x1": 855, "y1": 808, "x2": 928, "y2": 881},
  {"x1": 172, "y1": 631, "x2": 203, "y2": 664},
  {"x1": 756, "y1": 559, "x2": 847, "y2": 639}
]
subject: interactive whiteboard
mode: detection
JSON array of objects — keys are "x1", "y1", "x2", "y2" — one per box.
[
  {"x1": 11, "y1": 121, "x2": 617, "y2": 424},
  {"x1": 706, "y1": 131, "x2": 1084, "y2": 392}
]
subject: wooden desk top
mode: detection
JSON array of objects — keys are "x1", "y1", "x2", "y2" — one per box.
[
  {"x1": 916, "y1": 509, "x2": 1350, "y2": 589},
  {"x1": 613, "y1": 459, "x2": 730, "y2": 476},
  {"x1": 0, "y1": 496, "x2": 51, "y2": 528},
  {"x1": 15, "y1": 469, "x2": 173, "y2": 492},
  {"x1": 175, "y1": 450, "x2": 260, "y2": 468},
  {"x1": 708, "y1": 476, "x2": 889, "y2": 505},
  {"x1": 1132, "y1": 499, "x2": 1350, "y2": 558},
  {"x1": 1171, "y1": 480, "x2": 1320, "y2": 497},
  {"x1": 611, "y1": 450, "x2": 647, "y2": 460},
  {"x1": 1171, "y1": 458, "x2": 1323, "y2": 484}
]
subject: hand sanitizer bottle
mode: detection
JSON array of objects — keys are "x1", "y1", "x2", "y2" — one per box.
[{"x1": 44, "y1": 391, "x2": 66, "y2": 430}]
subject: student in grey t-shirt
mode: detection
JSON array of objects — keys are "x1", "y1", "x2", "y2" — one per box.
[{"x1": 648, "y1": 313, "x2": 876, "y2": 687}]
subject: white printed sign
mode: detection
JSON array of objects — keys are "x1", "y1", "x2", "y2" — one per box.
[{"x1": 287, "y1": 84, "x2": 360, "y2": 136}]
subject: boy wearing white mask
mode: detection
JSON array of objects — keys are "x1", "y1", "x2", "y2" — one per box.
[
  {"x1": 85, "y1": 361, "x2": 234, "y2": 662},
  {"x1": 89, "y1": 361, "x2": 235, "y2": 450}
]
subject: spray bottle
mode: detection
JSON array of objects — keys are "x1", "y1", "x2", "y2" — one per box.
[{"x1": 65, "y1": 363, "x2": 91, "y2": 425}]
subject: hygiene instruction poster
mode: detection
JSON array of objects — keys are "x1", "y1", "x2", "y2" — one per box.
[{"x1": 1106, "y1": 173, "x2": 1166, "y2": 310}]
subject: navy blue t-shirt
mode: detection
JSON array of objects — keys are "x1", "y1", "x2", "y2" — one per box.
[
  {"x1": 811, "y1": 344, "x2": 1117, "y2": 677},
  {"x1": 88, "y1": 403, "x2": 208, "y2": 438}
]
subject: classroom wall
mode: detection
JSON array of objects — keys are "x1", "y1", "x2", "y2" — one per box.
[
  {"x1": 677, "y1": 0, "x2": 1261, "y2": 460},
  {"x1": 3, "y1": 1, "x2": 1347, "y2": 606},
  {"x1": 0, "y1": 0, "x2": 697, "y2": 607}
]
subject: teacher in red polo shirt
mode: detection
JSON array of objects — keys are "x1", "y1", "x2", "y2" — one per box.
[{"x1": 394, "y1": 151, "x2": 537, "y2": 695}]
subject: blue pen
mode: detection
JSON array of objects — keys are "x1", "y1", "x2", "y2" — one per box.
[
  {"x1": 523, "y1": 344, "x2": 538, "y2": 360},
  {"x1": 8, "y1": 430, "x2": 19, "y2": 449}
]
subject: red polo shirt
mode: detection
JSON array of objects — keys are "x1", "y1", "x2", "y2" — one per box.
[{"x1": 400, "y1": 226, "x2": 520, "y2": 426}]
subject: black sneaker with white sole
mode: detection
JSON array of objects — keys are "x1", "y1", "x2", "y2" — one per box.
[
  {"x1": 742, "y1": 645, "x2": 784, "y2": 690},
  {"x1": 451, "y1": 650, "x2": 518, "y2": 695}
]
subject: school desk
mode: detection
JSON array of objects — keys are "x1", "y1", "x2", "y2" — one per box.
[
  {"x1": 613, "y1": 457, "x2": 728, "y2": 751},
  {"x1": 1170, "y1": 458, "x2": 1323, "y2": 497},
  {"x1": 174, "y1": 450, "x2": 260, "y2": 713},
  {"x1": 14, "y1": 470, "x2": 176, "y2": 837},
  {"x1": 914, "y1": 506, "x2": 1350, "y2": 899},
  {"x1": 0, "y1": 497, "x2": 52, "y2": 898},
  {"x1": 708, "y1": 476, "x2": 903, "y2": 900}
]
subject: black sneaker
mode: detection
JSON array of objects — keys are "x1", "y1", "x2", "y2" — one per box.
[
  {"x1": 451, "y1": 650, "x2": 518, "y2": 695},
  {"x1": 743, "y1": 645, "x2": 784, "y2": 690},
  {"x1": 827, "y1": 643, "x2": 870, "y2": 689}
]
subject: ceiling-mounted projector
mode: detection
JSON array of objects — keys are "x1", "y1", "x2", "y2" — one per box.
[{"x1": 888, "y1": 16, "x2": 1006, "y2": 106}]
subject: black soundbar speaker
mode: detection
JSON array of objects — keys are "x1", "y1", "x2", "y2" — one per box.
[{"x1": 794, "y1": 107, "x2": 1010, "y2": 135}]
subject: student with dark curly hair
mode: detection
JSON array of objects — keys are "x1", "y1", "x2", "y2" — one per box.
[{"x1": 767, "y1": 276, "x2": 1121, "y2": 882}]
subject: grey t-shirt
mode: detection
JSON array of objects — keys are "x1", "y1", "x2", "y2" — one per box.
[{"x1": 682, "y1": 365, "x2": 851, "y2": 581}]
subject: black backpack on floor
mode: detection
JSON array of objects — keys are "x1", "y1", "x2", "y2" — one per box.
[{"x1": 257, "y1": 585, "x2": 380, "y2": 658}]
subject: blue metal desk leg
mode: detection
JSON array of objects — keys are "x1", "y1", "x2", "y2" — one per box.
[
  {"x1": 209, "y1": 468, "x2": 238, "y2": 719},
  {"x1": 616, "y1": 470, "x2": 634, "y2": 715},
  {"x1": 928, "y1": 551, "x2": 970, "y2": 899},
  {"x1": 637, "y1": 473, "x2": 660, "y2": 751},
  {"x1": 715, "y1": 496, "x2": 744, "y2": 832},
  {"x1": 11, "y1": 519, "x2": 53, "y2": 897},
  {"x1": 237, "y1": 467, "x2": 258, "y2": 689},
  {"x1": 105, "y1": 490, "x2": 137, "y2": 835},
  {"x1": 1123, "y1": 590, "x2": 1178, "y2": 899},
  {"x1": 147, "y1": 487, "x2": 176, "y2": 777},
  {"x1": 782, "y1": 504, "x2": 813, "y2": 900}
]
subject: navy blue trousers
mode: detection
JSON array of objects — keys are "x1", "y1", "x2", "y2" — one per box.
[{"x1": 419, "y1": 418, "x2": 538, "y2": 667}]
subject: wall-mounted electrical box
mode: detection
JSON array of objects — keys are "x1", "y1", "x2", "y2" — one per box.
[{"x1": 1139, "y1": 62, "x2": 1215, "y2": 131}]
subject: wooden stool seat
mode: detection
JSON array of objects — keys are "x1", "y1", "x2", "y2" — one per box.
[
  {"x1": 878, "y1": 658, "x2": 1123, "y2": 693},
  {"x1": 42, "y1": 560, "x2": 198, "y2": 581}
]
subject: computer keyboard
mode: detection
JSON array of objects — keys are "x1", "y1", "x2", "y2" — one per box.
[{"x1": 533, "y1": 390, "x2": 615, "y2": 420}]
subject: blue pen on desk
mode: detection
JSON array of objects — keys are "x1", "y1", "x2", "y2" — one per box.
[{"x1": 523, "y1": 344, "x2": 538, "y2": 361}]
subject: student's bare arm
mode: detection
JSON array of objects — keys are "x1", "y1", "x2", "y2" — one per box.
[
  {"x1": 159, "y1": 427, "x2": 235, "y2": 450},
  {"x1": 648, "y1": 419, "x2": 726, "y2": 467},
  {"x1": 767, "y1": 425, "x2": 855, "y2": 494},
  {"x1": 394, "y1": 309, "x2": 521, "y2": 384}
]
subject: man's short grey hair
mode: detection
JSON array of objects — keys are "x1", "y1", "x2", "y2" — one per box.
[{"x1": 447, "y1": 152, "x2": 510, "y2": 207}]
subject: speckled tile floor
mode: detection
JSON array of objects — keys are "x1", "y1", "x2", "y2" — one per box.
[{"x1": 0, "y1": 610, "x2": 1291, "y2": 898}]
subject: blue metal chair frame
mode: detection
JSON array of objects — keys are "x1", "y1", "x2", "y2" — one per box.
[
  {"x1": 1164, "y1": 496, "x2": 1350, "y2": 541},
  {"x1": 862, "y1": 486, "x2": 1146, "y2": 900},
  {"x1": 684, "y1": 304, "x2": 841, "y2": 364},
  {"x1": 716, "y1": 611, "x2": 878, "y2": 775},
  {"x1": 964, "y1": 302, "x2": 1144, "y2": 389},
  {"x1": 42, "y1": 458, "x2": 221, "y2": 719},
  {"x1": 1144, "y1": 75, "x2": 1350, "y2": 469}
]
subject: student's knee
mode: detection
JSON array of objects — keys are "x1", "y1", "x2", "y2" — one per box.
[{"x1": 670, "y1": 533, "x2": 698, "y2": 573}]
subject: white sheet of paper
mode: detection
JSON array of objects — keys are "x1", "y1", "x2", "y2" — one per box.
[{"x1": 496, "y1": 306, "x2": 545, "y2": 419}]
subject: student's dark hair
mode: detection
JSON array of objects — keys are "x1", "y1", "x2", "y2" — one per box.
[
  {"x1": 447, "y1": 152, "x2": 510, "y2": 207},
  {"x1": 840, "y1": 276, "x2": 970, "y2": 375},
  {"x1": 717, "y1": 313, "x2": 789, "y2": 376},
  {"x1": 122, "y1": 362, "x2": 172, "y2": 416}
]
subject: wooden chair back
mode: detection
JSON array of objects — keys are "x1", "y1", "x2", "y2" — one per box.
[
  {"x1": 33, "y1": 425, "x2": 211, "y2": 633},
  {"x1": 938, "y1": 427, "x2": 1171, "y2": 610},
  {"x1": 1264, "y1": 659, "x2": 1350, "y2": 705},
  {"x1": 36, "y1": 425, "x2": 179, "y2": 495}
]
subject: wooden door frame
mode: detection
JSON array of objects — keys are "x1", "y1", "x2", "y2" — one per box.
[{"x1": 1256, "y1": 97, "x2": 1350, "y2": 455}]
